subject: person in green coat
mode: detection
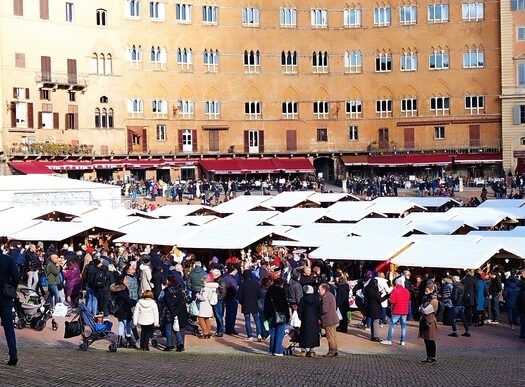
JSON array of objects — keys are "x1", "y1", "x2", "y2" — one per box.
[{"x1": 45, "y1": 254, "x2": 63, "y2": 305}]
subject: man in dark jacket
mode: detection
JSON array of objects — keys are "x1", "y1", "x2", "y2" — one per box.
[
  {"x1": 237, "y1": 270, "x2": 262, "y2": 341},
  {"x1": 518, "y1": 270, "x2": 525, "y2": 339},
  {"x1": 211, "y1": 269, "x2": 226, "y2": 337},
  {"x1": 489, "y1": 270, "x2": 502, "y2": 324},
  {"x1": 83, "y1": 259, "x2": 100, "y2": 315},
  {"x1": 0, "y1": 250, "x2": 21, "y2": 365},
  {"x1": 319, "y1": 283, "x2": 339, "y2": 357},
  {"x1": 285, "y1": 271, "x2": 303, "y2": 311},
  {"x1": 462, "y1": 270, "x2": 477, "y2": 324},
  {"x1": 186, "y1": 261, "x2": 207, "y2": 298},
  {"x1": 224, "y1": 265, "x2": 239, "y2": 335}
]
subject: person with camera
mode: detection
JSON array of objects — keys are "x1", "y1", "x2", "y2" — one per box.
[{"x1": 0, "y1": 249, "x2": 21, "y2": 365}]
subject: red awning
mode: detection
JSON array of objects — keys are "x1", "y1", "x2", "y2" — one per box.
[
  {"x1": 199, "y1": 159, "x2": 244, "y2": 174},
  {"x1": 368, "y1": 154, "x2": 451, "y2": 166},
  {"x1": 272, "y1": 158, "x2": 315, "y2": 173},
  {"x1": 241, "y1": 159, "x2": 279, "y2": 173},
  {"x1": 199, "y1": 158, "x2": 315, "y2": 174},
  {"x1": 453, "y1": 153, "x2": 502, "y2": 164},
  {"x1": 9, "y1": 161, "x2": 54, "y2": 175}
]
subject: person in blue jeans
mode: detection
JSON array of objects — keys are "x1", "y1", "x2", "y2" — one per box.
[
  {"x1": 45, "y1": 254, "x2": 63, "y2": 306},
  {"x1": 264, "y1": 278, "x2": 290, "y2": 356},
  {"x1": 0, "y1": 250, "x2": 21, "y2": 365},
  {"x1": 162, "y1": 276, "x2": 189, "y2": 351},
  {"x1": 211, "y1": 269, "x2": 225, "y2": 337},
  {"x1": 382, "y1": 277, "x2": 410, "y2": 346},
  {"x1": 236, "y1": 269, "x2": 263, "y2": 341},
  {"x1": 448, "y1": 277, "x2": 470, "y2": 337},
  {"x1": 223, "y1": 265, "x2": 239, "y2": 335}
]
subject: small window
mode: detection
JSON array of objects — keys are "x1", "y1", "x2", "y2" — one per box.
[
  {"x1": 428, "y1": 3, "x2": 449, "y2": 23},
  {"x1": 400, "y1": 5, "x2": 417, "y2": 25},
  {"x1": 520, "y1": 136, "x2": 525, "y2": 145},
  {"x1": 311, "y1": 9, "x2": 328, "y2": 28},
  {"x1": 376, "y1": 99, "x2": 393, "y2": 118},
  {"x1": 69, "y1": 91, "x2": 76, "y2": 102},
  {"x1": 375, "y1": 52, "x2": 392, "y2": 72},
  {"x1": 313, "y1": 101, "x2": 329, "y2": 119},
  {"x1": 280, "y1": 7, "x2": 297, "y2": 28},
  {"x1": 96, "y1": 9, "x2": 107, "y2": 26},
  {"x1": 374, "y1": 7, "x2": 391, "y2": 26},
  {"x1": 434, "y1": 126, "x2": 445, "y2": 139},
  {"x1": 156, "y1": 124, "x2": 167, "y2": 141},
  {"x1": 15, "y1": 53, "x2": 25, "y2": 68},
  {"x1": 348, "y1": 125, "x2": 359, "y2": 141},
  {"x1": 281, "y1": 101, "x2": 298, "y2": 119},
  {"x1": 401, "y1": 98, "x2": 418, "y2": 117},
  {"x1": 40, "y1": 89, "x2": 50, "y2": 100},
  {"x1": 430, "y1": 96, "x2": 450, "y2": 115},
  {"x1": 317, "y1": 128, "x2": 328, "y2": 142},
  {"x1": 100, "y1": 96, "x2": 108, "y2": 104},
  {"x1": 65, "y1": 2, "x2": 74, "y2": 22},
  {"x1": 344, "y1": 8, "x2": 361, "y2": 27},
  {"x1": 202, "y1": 5, "x2": 218, "y2": 24},
  {"x1": 346, "y1": 100, "x2": 362, "y2": 118},
  {"x1": 518, "y1": 27, "x2": 525, "y2": 40},
  {"x1": 176, "y1": 3, "x2": 192, "y2": 23}
]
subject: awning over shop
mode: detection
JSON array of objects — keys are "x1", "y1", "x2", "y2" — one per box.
[
  {"x1": 9, "y1": 161, "x2": 54, "y2": 175},
  {"x1": 199, "y1": 158, "x2": 314, "y2": 174},
  {"x1": 453, "y1": 153, "x2": 502, "y2": 164},
  {"x1": 341, "y1": 152, "x2": 502, "y2": 167},
  {"x1": 368, "y1": 154, "x2": 451, "y2": 166},
  {"x1": 272, "y1": 158, "x2": 315, "y2": 173},
  {"x1": 9, "y1": 159, "x2": 198, "y2": 172},
  {"x1": 199, "y1": 159, "x2": 244, "y2": 174},
  {"x1": 341, "y1": 155, "x2": 369, "y2": 166}
]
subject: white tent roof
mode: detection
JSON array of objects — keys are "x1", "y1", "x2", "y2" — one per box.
[
  {"x1": 325, "y1": 201, "x2": 386, "y2": 222},
  {"x1": 478, "y1": 199, "x2": 525, "y2": 208},
  {"x1": 445, "y1": 208, "x2": 517, "y2": 228},
  {"x1": 410, "y1": 220, "x2": 474, "y2": 235},
  {"x1": 272, "y1": 223, "x2": 355, "y2": 248},
  {"x1": 269, "y1": 208, "x2": 330, "y2": 226},
  {"x1": 261, "y1": 191, "x2": 316, "y2": 209},
  {"x1": 398, "y1": 197, "x2": 461, "y2": 209},
  {"x1": 149, "y1": 204, "x2": 213, "y2": 218},
  {"x1": 114, "y1": 224, "x2": 202, "y2": 246},
  {"x1": 309, "y1": 236, "x2": 413, "y2": 261},
  {"x1": 469, "y1": 226, "x2": 525, "y2": 238},
  {"x1": 212, "y1": 196, "x2": 273, "y2": 214},
  {"x1": 213, "y1": 211, "x2": 280, "y2": 227},
  {"x1": 368, "y1": 197, "x2": 427, "y2": 216},
  {"x1": 0, "y1": 219, "x2": 42, "y2": 237},
  {"x1": 8, "y1": 221, "x2": 97, "y2": 241},
  {"x1": 308, "y1": 192, "x2": 359, "y2": 204},
  {"x1": 490, "y1": 207, "x2": 525, "y2": 221},
  {"x1": 404, "y1": 212, "x2": 457, "y2": 221},
  {"x1": 351, "y1": 218, "x2": 413, "y2": 237}
]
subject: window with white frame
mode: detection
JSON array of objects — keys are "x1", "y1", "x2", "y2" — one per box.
[
  {"x1": 518, "y1": 62, "x2": 525, "y2": 86},
  {"x1": 512, "y1": 0, "x2": 525, "y2": 10},
  {"x1": 126, "y1": 0, "x2": 140, "y2": 18},
  {"x1": 66, "y1": 2, "x2": 73, "y2": 22},
  {"x1": 348, "y1": 125, "x2": 359, "y2": 141},
  {"x1": 280, "y1": 7, "x2": 297, "y2": 27},
  {"x1": 462, "y1": 2, "x2": 483, "y2": 20},
  {"x1": 282, "y1": 101, "x2": 298, "y2": 119},
  {"x1": 313, "y1": 101, "x2": 329, "y2": 119},
  {"x1": 182, "y1": 129, "x2": 193, "y2": 151},
  {"x1": 15, "y1": 102, "x2": 27, "y2": 125},
  {"x1": 152, "y1": 99, "x2": 168, "y2": 117},
  {"x1": 514, "y1": 105, "x2": 525, "y2": 124},
  {"x1": 151, "y1": 46, "x2": 166, "y2": 70},
  {"x1": 465, "y1": 95, "x2": 484, "y2": 114},
  {"x1": 463, "y1": 48, "x2": 484, "y2": 68},
  {"x1": 344, "y1": 7, "x2": 361, "y2": 27},
  {"x1": 434, "y1": 125, "x2": 445, "y2": 139},
  {"x1": 92, "y1": 53, "x2": 113, "y2": 75},
  {"x1": 203, "y1": 49, "x2": 219, "y2": 72},
  {"x1": 428, "y1": 3, "x2": 449, "y2": 23},
  {"x1": 127, "y1": 98, "x2": 144, "y2": 117},
  {"x1": 242, "y1": 7, "x2": 259, "y2": 26},
  {"x1": 202, "y1": 5, "x2": 218, "y2": 24},
  {"x1": 205, "y1": 100, "x2": 220, "y2": 119},
  {"x1": 374, "y1": 6, "x2": 391, "y2": 26},
  {"x1": 176, "y1": 3, "x2": 192, "y2": 23},
  {"x1": 311, "y1": 9, "x2": 328, "y2": 28},
  {"x1": 248, "y1": 130, "x2": 259, "y2": 150},
  {"x1": 400, "y1": 5, "x2": 417, "y2": 24},
  {"x1": 281, "y1": 51, "x2": 297, "y2": 74},
  {"x1": 128, "y1": 45, "x2": 142, "y2": 67},
  {"x1": 96, "y1": 9, "x2": 107, "y2": 26},
  {"x1": 400, "y1": 50, "x2": 417, "y2": 71},
  {"x1": 346, "y1": 100, "x2": 362, "y2": 118},
  {"x1": 177, "y1": 48, "x2": 193, "y2": 70},
  {"x1": 376, "y1": 99, "x2": 392, "y2": 118},
  {"x1": 401, "y1": 98, "x2": 418, "y2": 116},
  {"x1": 345, "y1": 50, "x2": 362, "y2": 73},
  {"x1": 156, "y1": 124, "x2": 166, "y2": 141},
  {"x1": 430, "y1": 96, "x2": 450, "y2": 115},
  {"x1": 429, "y1": 49, "x2": 449, "y2": 69},
  {"x1": 312, "y1": 51, "x2": 329, "y2": 73},
  {"x1": 245, "y1": 101, "x2": 262, "y2": 119},
  {"x1": 149, "y1": 1, "x2": 165, "y2": 21},
  {"x1": 375, "y1": 52, "x2": 392, "y2": 72},
  {"x1": 244, "y1": 50, "x2": 260, "y2": 73},
  {"x1": 177, "y1": 100, "x2": 194, "y2": 118},
  {"x1": 518, "y1": 27, "x2": 525, "y2": 41}
]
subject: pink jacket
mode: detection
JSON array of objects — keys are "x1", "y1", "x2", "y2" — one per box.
[{"x1": 389, "y1": 285, "x2": 410, "y2": 315}]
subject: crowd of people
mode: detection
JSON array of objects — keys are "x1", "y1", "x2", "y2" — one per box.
[{"x1": 1, "y1": 240, "x2": 524, "y2": 367}]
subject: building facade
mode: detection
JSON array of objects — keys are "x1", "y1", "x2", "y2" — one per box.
[{"x1": 1, "y1": 0, "x2": 502, "y2": 182}]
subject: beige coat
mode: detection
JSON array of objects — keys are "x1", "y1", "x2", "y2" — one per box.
[{"x1": 418, "y1": 298, "x2": 439, "y2": 341}]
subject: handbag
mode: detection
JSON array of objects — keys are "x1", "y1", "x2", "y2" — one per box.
[
  {"x1": 188, "y1": 300, "x2": 200, "y2": 316},
  {"x1": 173, "y1": 317, "x2": 180, "y2": 332},
  {"x1": 41, "y1": 275, "x2": 48, "y2": 287},
  {"x1": 64, "y1": 320, "x2": 82, "y2": 338},
  {"x1": 270, "y1": 296, "x2": 286, "y2": 325},
  {"x1": 1, "y1": 283, "x2": 17, "y2": 299},
  {"x1": 336, "y1": 308, "x2": 343, "y2": 321}
]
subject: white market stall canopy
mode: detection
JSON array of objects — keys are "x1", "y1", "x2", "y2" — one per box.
[
  {"x1": 261, "y1": 191, "x2": 319, "y2": 210},
  {"x1": 325, "y1": 201, "x2": 387, "y2": 222},
  {"x1": 309, "y1": 237, "x2": 414, "y2": 261},
  {"x1": 269, "y1": 208, "x2": 332, "y2": 227},
  {"x1": 8, "y1": 220, "x2": 114, "y2": 242},
  {"x1": 307, "y1": 192, "x2": 359, "y2": 204},
  {"x1": 114, "y1": 224, "x2": 203, "y2": 246},
  {"x1": 272, "y1": 223, "x2": 356, "y2": 248},
  {"x1": 212, "y1": 196, "x2": 274, "y2": 214},
  {"x1": 478, "y1": 199, "x2": 525, "y2": 208}
]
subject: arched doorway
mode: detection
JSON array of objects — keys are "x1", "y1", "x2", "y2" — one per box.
[{"x1": 313, "y1": 157, "x2": 334, "y2": 182}]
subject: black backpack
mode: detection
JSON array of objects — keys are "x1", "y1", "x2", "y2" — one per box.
[
  {"x1": 451, "y1": 283, "x2": 465, "y2": 306},
  {"x1": 93, "y1": 270, "x2": 108, "y2": 289}
]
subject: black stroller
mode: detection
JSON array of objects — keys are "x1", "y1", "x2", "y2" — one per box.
[
  {"x1": 283, "y1": 326, "x2": 300, "y2": 356},
  {"x1": 13, "y1": 288, "x2": 58, "y2": 331},
  {"x1": 71, "y1": 303, "x2": 118, "y2": 352}
]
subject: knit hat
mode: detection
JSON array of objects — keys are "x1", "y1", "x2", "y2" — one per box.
[
  {"x1": 211, "y1": 256, "x2": 218, "y2": 264},
  {"x1": 211, "y1": 269, "x2": 221, "y2": 279}
]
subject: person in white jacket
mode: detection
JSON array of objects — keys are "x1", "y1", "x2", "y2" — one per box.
[
  {"x1": 139, "y1": 259, "x2": 153, "y2": 295},
  {"x1": 376, "y1": 273, "x2": 393, "y2": 326},
  {"x1": 133, "y1": 290, "x2": 159, "y2": 350},
  {"x1": 196, "y1": 277, "x2": 219, "y2": 338}
]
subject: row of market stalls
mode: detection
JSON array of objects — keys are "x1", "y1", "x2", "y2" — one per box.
[{"x1": 0, "y1": 190, "x2": 524, "y2": 272}]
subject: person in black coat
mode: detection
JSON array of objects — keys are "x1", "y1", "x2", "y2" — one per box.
[
  {"x1": 0, "y1": 251, "x2": 21, "y2": 365},
  {"x1": 461, "y1": 270, "x2": 478, "y2": 324},
  {"x1": 162, "y1": 275, "x2": 189, "y2": 351},
  {"x1": 335, "y1": 275, "x2": 350, "y2": 333},
  {"x1": 364, "y1": 278, "x2": 389, "y2": 341},
  {"x1": 237, "y1": 270, "x2": 263, "y2": 341},
  {"x1": 151, "y1": 265, "x2": 163, "y2": 301},
  {"x1": 264, "y1": 278, "x2": 290, "y2": 356},
  {"x1": 110, "y1": 279, "x2": 135, "y2": 348},
  {"x1": 297, "y1": 285, "x2": 321, "y2": 356}
]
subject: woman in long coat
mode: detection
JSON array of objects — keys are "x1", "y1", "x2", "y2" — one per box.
[
  {"x1": 363, "y1": 279, "x2": 387, "y2": 341},
  {"x1": 297, "y1": 285, "x2": 321, "y2": 356},
  {"x1": 162, "y1": 275, "x2": 189, "y2": 351},
  {"x1": 419, "y1": 284, "x2": 439, "y2": 364}
]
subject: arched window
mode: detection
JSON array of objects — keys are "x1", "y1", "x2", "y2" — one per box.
[
  {"x1": 95, "y1": 108, "x2": 101, "y2": 128},
  {"x1": 108, "y1": 108, "x2": 114, "y2": 128},
  {"x1": 91, "y1": 53, "x2": 98, "y2": 74},
  {"x1": 100, "y1": 96, "x2": 108, "y2": 103},
  {"x1": 105, "y1": 54, "x2": 112, "y2": 75},
  {"x1": 98, "y1": 53, "x2": 105, "y2": 75},
  {"x1": 101, "y1": 108, "x2": 107, "y2": 128},
  {"x1": 96, "y1": 8, "x2": 107, "y2": 26}
]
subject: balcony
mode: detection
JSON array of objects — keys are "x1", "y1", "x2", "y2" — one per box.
[
  {"x1": 8, "y1": 142, "x2": 94, "y2": 156},
  {"x1": 35, "y1": 71, "x2": 88, "y2": 91}
]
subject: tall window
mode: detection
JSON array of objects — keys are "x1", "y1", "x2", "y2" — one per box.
[
  {"x1": 518, "y1": 63, "x2": 525, "y2": 86},
  {"x1": 463, "y1": 48, "x2": 484, "y2": 68},
  {"x1": 400, "y1": 50, "x2": 417, "y2": 71},
  {"x1": 176, "y1": 3, "x2": 192, "y2": 23},
  {"x1": 375, "y1": 51, "x2": 392, "y2": 72},
  {"x1": 92, "y1": 53, "x2": 112, "y2": 75},
  {"x1": 182, "y1": 129, "x2": 193, "y2": 152},
  {"x1": 434, "y1": 126, "x2": 445, "y2": 139},
  {"x1": 127, "y1": 98, "x2": 144, "y2": 117},
  {"x1": 149, "y1": 1, "x2": 165, "y2": 21},
  {"x1": 376, "y1": 99, "x2": 392, "y2": 118},
  {"x1": 465, "y1": 95, "x2": 484, "y2": 114},
  {"x1": 374, "y1": 6, "x2": 391, "y2": 26},
  {"x1": 429, "y1": 49, "x2": 449, "y2": 69},
  {"x1": 345, "y1": 50, "x2": 362, "y2": 73},
  {"x1": 177, "y1": 100, "x2": 194, "y2": 119},
  {"x1": 313, "y1": 101, "x2": 329, "y2": 119},
  {"x1": 96, "y1": 9, "x2": 107, "y2": 26},
  {"x1": 281, "y1": 51, "x2": 297, "y2": 74},
  {"x1": 512, "y1": 0, "x2": 525, "y2": 10},
  {"x1": 151, "y1": 46, "x2": 166, "y2": 70},
  {"x1": 346, "y1": 100, "x2": 362, "y2": 118},
  {"x1": 152, "y1": 99, "x2": 168, "y2": 117},
  {"x1": 344, "y1": 7, "x2": 361, "y2": 27},
  {"x1": 317, "y1": 128, "x2": 328, "y2": 142},
  {"x1": 127, "y1": 0, "x2": 140, "y2": 17},
  {"x1": 156, "y1": 124, "x2": 166, "y2": 141},
  {"x1": 14, "y1": 0, "x2": 23, "y2": 16},
  {"x1": 311, "y1": 9, "x2": 328, "y2": 28},
  {"x1": 202, "y1": 5, "x2": 218, "y2": 24},
  {"x1": 348, "y1": 125, "x2": 359, "y2": 141},
  {"x1": 245, "y1": 101, "x2": 262, "y2": 119},
  {"x1": 401, "y1": 98, "x2": 418, "y2": 116},
  {"x1": 177, "y1": 48, "x2": 193, "y2": 70},
  {"x1": 282, "y1": 101, "x2": 298, "y2": 119},
  {"x1": 65, "y1": 2, "x2": 73, "y2": 22},
  {"x1": 462, "y1": 2, "x2": 483, "y2": 20},
  {"x1": 518, "y1": 27, "x2": 525, "y2": 41},
  {"x1": 203, "y1": 49, "x2": 219, "y2": 72},
  {"x1": 242, "y1": 7, "x2": 259, "y2": 26},
  {"x1": 243, "y1": 50, "x2": 260, "y2": 73},
  {"x1": 400, "y1": 5, "x2": 417, "y2": 24},
  {"x1": 280, "y1": 7, "x2": 297, "y2": 27},
  {"x1": 205, "y1": 101, "x2": 220, "y2": 119},
  {"x1": 430, "y1": 96, "x2": 450, "y2": 115},
  {"x1": 428, "y1": 3, "x2": 449, "y2": 23},
  {"x1": 95, "y1": 103, "x2": 114, "y2": 129},
  {"x1": 312, "y1": 51, "x2": 329, "y2": 73}
]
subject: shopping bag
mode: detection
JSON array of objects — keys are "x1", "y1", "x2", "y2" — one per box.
[{"x1": 290, "y1": 310, "x2": 301, "y2": 328}]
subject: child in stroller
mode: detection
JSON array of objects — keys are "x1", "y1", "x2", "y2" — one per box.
[
  {"x1": 73, "y1": 303, "x2": 118, "y2": 352},
  {"x1": 13, "y1": 288, "x2": 58, "y2": 331}
]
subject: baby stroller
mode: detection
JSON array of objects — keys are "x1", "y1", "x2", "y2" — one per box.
[
  {"x1": 73, "y1": 303, "x2": 118, "y2": 352},
  {"x1": 283, "y1": 326, "x2": 300, "y2": 356},
  {"x1": 13, "y1": 288, "x2": 58, "y2": 332}
]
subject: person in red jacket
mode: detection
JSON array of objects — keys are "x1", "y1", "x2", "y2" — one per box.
[{"x1": 381, "y1": 277, "x2": 410, "y2": 346}]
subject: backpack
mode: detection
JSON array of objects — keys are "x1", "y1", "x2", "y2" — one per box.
[
  {"x1": 451, "y1": 283, "x2": 464, "y2": 306},
  {"x1": 93, "y1": 270, "x2": 107, "y2": 289},
  {"x1": 209, "y1": 290, "x2": 218, "y2": 306}
]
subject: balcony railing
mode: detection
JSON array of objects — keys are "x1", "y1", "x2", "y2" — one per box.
[
  {"x1": 35, "y1": 71, "x2": 88, "y2": 90},
  {"x1": 8, "y1": 142, "x2": 94, "y2": 156}
]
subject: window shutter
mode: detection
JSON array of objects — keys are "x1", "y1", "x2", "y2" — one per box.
[
  {"x1": 53, "y1": 112, "x2": 59, "y2": 129},
  {"x1": 27, "y1": 103, "x2": 34, "y2": 128},
  {"x1": 10, "y1": 102, "x2": 16, "y2": 127},
  {"x1": 127, "y1": 130, "x2": 133, "y2": 153},
  {"x1": 38, "y1": 112, "x2": 43, "y2": 129},
  {"x1": 13, "y1": 88, "x2": 17, "y2": 98},
  {"x1": 65, "y1": 114, "x2": 68, "y2": 129},
  {"x1": 142, "y1": 128, "x2": 148, "y2": 152},
  {"x1": 13, "y1": 0, "x2": 23, "y2": 16},
  {"x1": 25, "y1": 88, "x2": 30, "y2": 99},
  {"x1": 514, "y1": 105, "x2": 521, "y2": 125},
  {"x1": 192, "y1": 129, "x2": 198, "y2": 152},
  {"x1": 259, "y1": 131, "x2": 264, "y2": 153},
  {"x1": 74, "y1": 113, "x2": 78, "y2": 129},
  {"x1": 244, "y1": 130, "x2": 249, "y2": 153},
  {"x1": 178, "y1": 129, "x2": 183, "y2": 152},
  {"x1": 286, "y1": 130, "x2": 297, "y2": 151},
  {"x1": 40, "y1": 0, "x2": 49, "y2": 19}
]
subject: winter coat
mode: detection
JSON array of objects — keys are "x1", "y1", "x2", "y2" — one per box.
[
  {"x1": 462, "y1": 274, "x2": 477, "y2": 307},
  {"x1": 504, "y1": 278, "x2": 521, "y2": 309},
  {"x1": 320, "y1": 290, "x2": 339, "y2": 327},
  {"x1": 83, "y1": 262, "x2": 98, "y2": 288},
  {"x1": 264, "y1": 285, "x2": 290, "y2": 326},
  {"x1": 418, "y1": 297, "x2": 439, "y2": 341},
  {"x1": 0, "y1": 252, "x2": 20, "y2": 307},
  {"x1": 376, "y1": 276, "x2": 392, "y2": 308},
  {"x1": 285, "y1": 279, "x2": 303, "y2": 306},
  {"x1": 162, "y1": 285, "x2": 189, "y2": 328},
  {"x1": 237, "y1": 277, "x2": 260, "y2": 314},
  {"x1": 196, "y1": 282, "x2": 218, "y2": 318},
  {"x1": 223, "y1": 273, "x2": 239, "y2": 301},
  {"x1": 490, "y1": 275, "x2": 502, "y2": 295},
  {"x1": 297, "y1": 293, "x2": 321, "y2": 349},
  {"x1": 139, "y1": 264, "x2": 153, "y2": 295},
  {"x1": 517, "y1": 280, "x2": 525, "y2": 315},
  {"x1": 46, "y1": 261, "x2": 62, "y2": 286},
  {"x1": 110, "y1": 283, "x2": 133, "y2": 321},
  {"x1": 124, "y1": 274, "x2": 139, "y2": 301},
  {"x1": 25, "y1": 251, "x2": 41, "y2": 272},
  {"x1": 63, "y1": 265, "x2": 81, "y2": 297},
  {"x1": 151, "y1": 270, "x2": 163, "y2": 300},
  {"x1": 187, "y1": 266, "x2": 207, "y2": 293},
  {"x1": 335, "y1": 281, "x2": 350, "y2": 312},
  {"x1": 389, "y1": 284, "x2": 410, "y2": 315},
  {"x1": 364, "y1": 285, "x2": 386, "y2": 320},
  {"x1": 133, "y1": 298, "x2": 159, "y2": 326},
  {"x1": 475, "y1": 279, "x2": 489, "y2": 311}
]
